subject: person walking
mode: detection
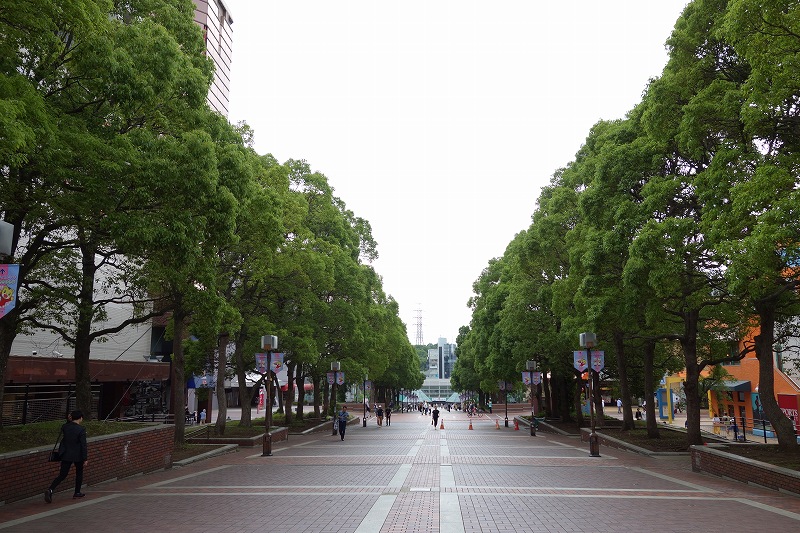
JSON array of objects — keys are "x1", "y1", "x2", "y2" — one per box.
[
  {"x1": 432, "y1": 405, "x2": 440, "y2": 429},
  {"x1": 199, "y1": 408, "x2": 207, "y2": 424},
  {"x1": 617, "y1": 398, "x2": 622, "y2": 413},
  {"x1": 385, "y1": 406, "x2": 392, "y2": 426},
  {"x1": 376, "y1": 405, "x2": 384, "y2": 427},
  {"x1": 338, "y1": 406, "x2": 348, "y2": 440},
  {"x1": 45, "y1": 410, "x2": 89, "y2": 502}
]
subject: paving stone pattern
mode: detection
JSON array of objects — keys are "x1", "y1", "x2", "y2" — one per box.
[{"x1": 2, "y1": 409, "x2": 800, "y2": 532}]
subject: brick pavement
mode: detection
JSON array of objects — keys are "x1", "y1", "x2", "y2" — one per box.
[{"x1": 1, "y1": 409, "x2": 800, "y2": 532}]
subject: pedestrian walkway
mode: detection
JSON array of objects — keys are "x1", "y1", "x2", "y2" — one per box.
[{"x1": 2, "y1": 410, "x2": 799, "y2": 532}]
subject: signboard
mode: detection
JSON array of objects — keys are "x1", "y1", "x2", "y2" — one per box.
[
  {"x1": 255, "y1": 353, "x2": 269, "y2": 373},
  {"x1": 337, "y1": 372, "x2": 345, "y2": 386},
  {"x1": 573, "y1": 351, "x2": 588, "y2": 372},
  {"x1": 591, "y1": 351, "x2": 605, "y2": 372},
  {"x1": 0, "y1": 264, "x2": 19, "y2": 319},
  {"x1": 270, "y1": 353, "x2": 284, "y2": 373},
  {"x1": 365, "y1": 380, "x2": 372, "y2": 391},
  {"x1": 521, "y1": 372, "x2": 531, "y2": 386},
  {"x1": 327, "y1": 371, "x2": 335, "y2": 385},
  {"x1": 532, "y1": 371, "x2": 542, "y2": 385},
  {"x1": 778, "y1": 393, "x2": 800, "y2": 434}
]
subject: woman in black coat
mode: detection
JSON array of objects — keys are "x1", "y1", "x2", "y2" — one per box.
[{"x1": 45, "y1": 410, "x2": 89, "y2": 502}]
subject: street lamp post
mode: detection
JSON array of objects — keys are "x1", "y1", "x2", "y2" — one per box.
[
  {"x1": 580, "y1": 332, "x2": 600, "y2": 457},
  {"x1": 526, "y1": 360, "x2": 538, "y2": 436},
  {"x1": 260, "y1": 335, "x2": 278, "y2": 457},
  {"x1": 331, "y1": 361, "x2": 340, "y2": 435}
]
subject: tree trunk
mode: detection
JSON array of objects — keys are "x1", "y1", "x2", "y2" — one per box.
[
  {"x1": 643, "y1": 341, "x2": 660, "y2": 438},
  {"x1": 214, "y1": 333, "x2": 228, "y2": 435},
  {"x1": 542, "y1": 372, "x2": 551, "y2": 417},
  {"x1": 754, "y1": 302, "x2": 799, "y2": 451},
  {"x1": 170, "y1": 302, "x2": 187, "y2": 447},
  {"x1": 283, "y1": 362, "x2": 294, "y2": 425},
  {"x1": 0, "y1": 308, "x2": 20, "y2": 430},
  {"x1": 233, "y1": 333, "x2": 254, "y2": 427},
  {"x1": 613, "y1": 331, "x2": 634, "y2": 430},
  {"x1": 74, "y1": 238, "x2": 97, "y2": 418},
  {"x1": 294, "y1": 369, "x2": 305, "y2": 421},
  {"x1": 681, "y1": 309, "x2": 703, "y2": 446}
]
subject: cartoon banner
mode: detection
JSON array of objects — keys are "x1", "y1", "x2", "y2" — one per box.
[
  {"x1": 573, "y1": 351, "x2": 588, "y2": 372},
  {"x1": 521, "y1": 372, "x2": 531, "y2": 386},
  {"x1": 532, "y1": 371, "x2": 542, "y2": 385},
  {"x1": 327, "y1": 371, "x2": 335, "y2": 385},
  {"x1": 591, "y1": 351, "x2": 605, "y2": 372},
  {"x1": 365, "y1": 380, "x2": 372, "y2": 391},
  {"x1": 270, "y1": 352, "x2": 284, "y2": 373},
  {"x1": 0, "y1": 264, "x2": 19, "y2": 319},
  {"x1": 337, "y1": 372, "x2": 345, "y2": 386},
  {"x1": 255, "y1": 353, "x2": 269, "y2": 373}
]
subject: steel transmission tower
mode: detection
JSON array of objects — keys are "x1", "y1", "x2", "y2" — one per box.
[{"x1": 414, "y1": 307, "x2": 424, "y2": 346}]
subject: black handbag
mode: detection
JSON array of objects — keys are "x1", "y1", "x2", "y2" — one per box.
[{"x1": 48, "y1": 428, "x2": 63, "y2": 462}]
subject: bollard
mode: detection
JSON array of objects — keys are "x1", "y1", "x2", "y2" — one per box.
[
  {"x1": 589, "y1": 432, "x2": 600, "y2": 457},
  {"x1": 468, "y1": 420, "x2": 473, "y2": 430},
  {"x1": 262, "y1": 431, "x2": 272, "y2": 457}
]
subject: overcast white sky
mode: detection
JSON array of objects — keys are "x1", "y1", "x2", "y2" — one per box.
[{"x1": 224, "y1": 1, "x2": 689, "y2": 346}]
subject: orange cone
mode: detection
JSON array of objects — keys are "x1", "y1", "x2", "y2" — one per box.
[
  {"x1": 495, "y1": 419, "x2": 500, "y2": 430},
  {"x1": 514, "y1": 419, "x2": 519, "y2": 430},
  {"x1": 468, "y1": 419, "x2": 473, "y2": 430},
  {"x1": 440, "y1": 420, "x2": 444, "y2": 429}
]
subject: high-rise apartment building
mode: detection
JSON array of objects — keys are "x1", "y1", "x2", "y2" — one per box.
[{"x1": 192, "y1": 0, "x2": 233, "y2": 116}]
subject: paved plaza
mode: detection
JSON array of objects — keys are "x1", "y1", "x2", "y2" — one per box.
[{"x1": 2, "y1": 409, "x2": 800, "y2": 532}]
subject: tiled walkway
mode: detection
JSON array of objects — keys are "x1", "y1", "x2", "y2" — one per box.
[{"x1": 2, "y1": 409, "x2": 799, "y2": 532}]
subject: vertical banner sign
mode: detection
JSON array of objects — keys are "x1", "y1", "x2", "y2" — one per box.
[
  {"x1": 591, "y1": 351, "x2": 605, "y2": 373},
  {"x1": 270, "y1": 353, "x2": 284, "y2": 373},
  {"x1": 336, "y1": 372, "x2": 345, "y2": 386},
  {"x1": 365, "y1": 380, "x2": 372, "y2": 391},
  {"x1": 532, "y1": 371, "x2": 542, "y2": 385},
  {"x1": 0, "y1": 264, "x2": 20, "y2": 319},
  {"x1": 573, "y1": 351, "x2": 588, "y2": 372},
  {"x1": 255, "y1": 353, "x2": 268, "y2": 373},
  {"x1": 521, "y1": 372, "x2": 532, "y2": 386},
  {"x1": 327, "y1": 372, "x2": 335, "y2": 385},
  {"x1": 258, "y1": 387, "x2": 264, "y2": 411},
  {"x1": 498, "y1": 381, "x2": 506, "y2": 391}
]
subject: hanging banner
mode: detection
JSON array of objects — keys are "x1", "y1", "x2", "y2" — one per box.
[
  {"x1": 364, "y1": 380, "x2": 372, "y2": 391},
  {"x1": 521, "y1": 372, "x2": 532, "y2": 386},
  {"x1": 498, "y1": 380, "x2": 506, "y2": 391},
  {"x1": 0, "y1": 264, "x2": 19, "y2": 319},
  {"x1": 255, "y1": 353, "x2": 269, "y2": 374},
  {"x1": 275, "y1": 365, "x2": 288, "y2": 386},
  {"x1": 591, "y1": 351, "x2": 605, "y2": 372},
  {"x1": 336, "y1": 372, "x2": 345, "y2": 386},
  {"x1": 270, "y1": 352, "x2": 284, "y2": 373},
  {"x1": 327, "y1": 371, "x2": 335, "y2": 385},
  {"x1": 258, "y1": 386, "x2": 264, "y2": 411},
  {"x1": 532, "y1": 371, "x2": 542, "y2": 385},
  {"x1": 573, "y1": 351, "x2": 588, "y2": 372}
]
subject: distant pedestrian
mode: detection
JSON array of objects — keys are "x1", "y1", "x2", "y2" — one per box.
[
  {"x1": 731, "y1": 417, "x2": 739, "y2": 441},
  {"x1": 488, "y1": 400, "x2": 492, "y2": 414},
  {"x1": 432, "y1": 406, "x2": 440, "y2": 428},
  {"x1": 199, "y1": 409, "x2": 207, "y2": 424},
  {"x1": 617, "y1": 398, "x2": 622, "y2": 413},
  {"x1": 45, "y1": 410, "x2": 88, "y2": 503},
  {"x1": 338, "y1": 406, "x2": 349, "y2": 440},
  {"x1": 385, "y1": 406, "x2": 391, "y2": 426},
  {"x1": 635, "y1": 408, "x2": 642, "y2": 421}
]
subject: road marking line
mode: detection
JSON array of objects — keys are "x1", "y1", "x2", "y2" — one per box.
[{"x1": 354, "y1": 494, "x2": 396, "y2": 533}]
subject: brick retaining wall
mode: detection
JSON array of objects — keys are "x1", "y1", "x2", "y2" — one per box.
[
  {"x1": 0, "y1": 424, "x2": 174, "y2": 505},
  {"x1": 691, "y1": 445, "x2": 800, "y2": 496}
]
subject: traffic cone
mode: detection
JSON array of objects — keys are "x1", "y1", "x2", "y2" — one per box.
[
  {"x1": 440, "y1": 420, "x2": 444, "y2": 429},
  {"x1": 468, "y1": 419, "x2": 473, "y2": 430},
  {"x1": 514, "y1": 419, "x2": 519, "y2": 430},
  {"x1": 495, "y1": 419, "x2": 500, "y2": 430}
]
